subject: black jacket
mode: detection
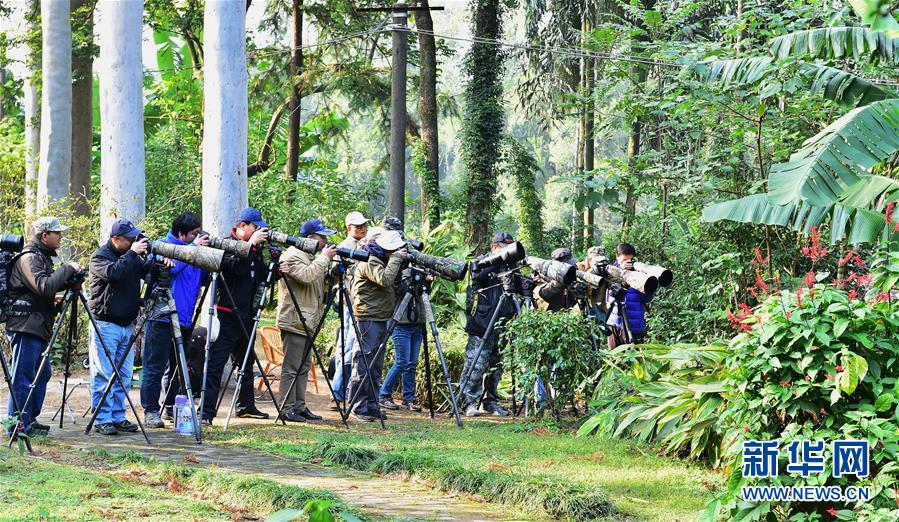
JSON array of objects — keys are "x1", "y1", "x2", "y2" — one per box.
[
  {"x1": 89, "y1": 241, "x2": 151, "y2": 326},
  {"x1": 6, "y1": 239, "x2": 76, "y2": 341},
  {"x1": 464, "y1": 259, "x2": 517, "y2": 337},
  {"x1": 215, "y1": 236, "x2": 268, "y2": 320}
]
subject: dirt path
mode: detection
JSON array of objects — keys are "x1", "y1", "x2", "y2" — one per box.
[{"x1": 11, "y1": 368, "x2": 526, "y2": 522}]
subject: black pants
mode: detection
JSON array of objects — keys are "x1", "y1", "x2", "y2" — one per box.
[
  {"x1": 140, "y1": 321, "x2": 193, "y2": 414},
  {"x1": 348, "y1": 320, "x2": 388, "y2": 415},
  {"x1": 201, "y1": 312, "x2": 256, "y2": 419}
]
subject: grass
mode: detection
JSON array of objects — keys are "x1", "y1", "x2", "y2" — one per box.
[
  {"x1": 208, "y1": 418, "x2": 723, "y2": 521},
  {"x1": 0, "y1": 447, "x2": 361, "y2": 521}
]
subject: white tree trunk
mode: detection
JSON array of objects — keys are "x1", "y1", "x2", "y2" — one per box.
[
  {"x1": 24, "y1": 0, "x2": 40, "y2": 218},
  {"x1": 37, "y1": 0, "x2": 72, "y2": 211},
  {"x1": 98, "y1": 0, "x2": 145, "y2": 236},
  {"x1": 202, "y1": 0, "x2": 248, "y2": 236}
]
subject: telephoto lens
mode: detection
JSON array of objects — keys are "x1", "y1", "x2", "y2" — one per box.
[
  {"x1": 269, "y1": 230, "x2": 320, "y2": 255},
  {"x1": 335, "y1": 246, "x2": 369, "y2": 262},
  {"x1": 201, "y1": 232, "x2": 252, "y2": 258},
  {"x1": 146, "y1": 238, "x2": 225, "y2": 273},
  {"x1": 526, "y1": 256, "x2": 577, "y2": 286},
  {"x1": 470, "y1": 241, "x2": 526, "y2": 271},
  {"x1": 633, "y1": 261, "x2": 673, "y2": 287},
  {"x1": 403, "y1": 250, "x2": 469, "y2": 281},
  {"x1": 0, "y1": 234, "x2": 24, "y2": 253}
]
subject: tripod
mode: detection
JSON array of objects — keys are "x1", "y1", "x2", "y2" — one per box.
[
  {"x1": 1, "y1": 333, "x2": 33, "y2": 453},
  {"x1": 219, "y1": 251, "x2": 287, "y2": 431},
  {"x1": 342, "y1": 268, "x2": 464, "y2": 428},
  {"x1": 606, "y1": 284, "x2": 635, "y2": 346}
]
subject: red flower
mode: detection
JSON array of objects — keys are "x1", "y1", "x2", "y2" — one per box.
[
  {"x1": 835, "y1": 365, "x2": 844, "y2": 372},
  {"x1": 803, "y1": 271, "x2": 816, "y2": 287},
  {"x1": 744, "y1": 426, "x2": 750, "y2": 433},
  {"x1": 796, "y1": 286, "x2": 804, "y2": 307},
  {"x1": 848, "y1": 289, "x2": 858, "y2": 300},
  {"x1": 819, "y1": 408, "x2": 826, "y2": 414},
  {"x1": 826, "y1": 507, "x2": 838, "y2": 517},
  {"x1": 886, "y1": 201, "x2": 896, "y2": 227},
  {"x1": 804, "y1": 375, "x2": 812, "y2": 381},
  {"x1": 779, "y1": 380, "x2": 791, "y2": 387},
  {"x1": 800, "y1": 226, "x2": 828, "y2": 264}
]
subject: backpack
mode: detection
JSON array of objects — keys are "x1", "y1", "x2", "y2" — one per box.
[{"x1": 0, "y1": 250, "x2": 26, "y2": 323}]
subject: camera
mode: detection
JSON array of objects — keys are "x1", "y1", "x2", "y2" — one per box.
[
  {"x1": 402, "y1": 250, "x2": 468, "y2": 281},
  {"x1": 335, "y1": 246, "x2": 369, "y2": 262},
  {"x1": 200, "y1": 231, "x2": 252, "y2": 258},
  {"x1": 1, "y1": 234, "x2": 24, "y2": 253},
  {"x1": 65, "y1": 269, "x2": 87, "y2": 289},
  {"x1": 138, "y1": 234, "x2": 225, "y2": 273},
  {"x1": 585, "y1": 247, "x2": 658, "y2": 295},
  {"x1": 526, "y1": 256, "x2": 576, "y2": 286},
  {"x1": 633, "y1": 260, "x2": 673, "y2": 287},
  {"x1": 470, "y1": 241, "x2": 526, "y2": 272},
  {"x1": 405, "y1": 238, "x2": 424, "y2": 251},
  {"x1": 268, "y1": 230, "x2": 321, "y2": 256}
]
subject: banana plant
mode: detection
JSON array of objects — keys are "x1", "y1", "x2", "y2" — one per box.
[{"x1": 695, "y1": 1, "x2": 899, "y2": 244}]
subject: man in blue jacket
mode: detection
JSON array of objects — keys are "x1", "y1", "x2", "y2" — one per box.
[
  {"x1": 140, "y1": 212, "x2": 209, "y2": 428},
  {"x1": 605, "y1": 243, "x2": 654, "y2": 347}
]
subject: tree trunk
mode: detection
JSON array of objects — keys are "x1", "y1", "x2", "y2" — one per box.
[
  {"x1": 388, "y1": 8, "x2": 409, "y2": 224},
  {"x1": 461, "y1": 0, "x2": 505, "y2": 254},
  {"x1": 582, "y1": 7, "x2": 595, "y2": 246},
  {"x1": 284, "y1": 0, "x2": 302, "y2": 181},
  {"x1": 202, "y1": 0, "x2": 248, "y2": 236},
  {"x1": 98, "y1": 0, "x2": 145, "y2": 234},
  {"x1": 621, "y1": 1, "x2": 652, "y2": 230},
  {"x1": 417, "y1": 0, "x2": 441, "y2": 227},
  {"x1": 24, "y1": 0, "x2": 40, "y2": 218},
  {"x1": 70, "y1": 0, "x2": 93, "y2": 217},
  {"x1": 38, "y1": 0, "x2": 73, "y2": 211}
]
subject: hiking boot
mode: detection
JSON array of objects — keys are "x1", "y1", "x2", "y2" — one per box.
[
  {"x1": 279, "y1": 410, "x2": 307, "y2": 423},
  {"x1": 378, "y1": 397, "x2": 400, "y2": 410},
  {"x1": 402, "y1": 400, "x2": 423, "y2": 412},
  {"x1": 483, "y1": 404, "x2": 510, "y2": 417},
  {"x1": 236, "y1": 406, "x2": 270, "y2": 419},
  {"x1": 352, "y1": 412, "x2": 378, "y2": 423},
  {"x1": 298, "y1": 408, "x2": 322, "y2": 421},
  {"x1": 161, "y1": 407, "x2": 174, "y2": 421},
  {"x1": 144, "y1": 412, "x2": 165, "y2": 429},
  {"x1": 29, "y1": 421, "x2": 50, "y2": 436},
  {"x1": 114, "y1": 420, "x2": 139, "y2": 433},
  {"x1": 95, "y1": 423, "x2": 118, "y2": 436},
  {"x1": 464, "y1": 404, "x2": 483, "y2": 417}
]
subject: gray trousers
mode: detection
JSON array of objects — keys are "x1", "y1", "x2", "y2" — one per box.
[
  {"x1": 278, "y1": 330, "x2": 314, "y2": 413},
  {"x1": 460, "y1": 333, "x2": 503, "y2": 409},
  {"x1": 348, "y1": 320, "x2": 388, "y2": 415}
]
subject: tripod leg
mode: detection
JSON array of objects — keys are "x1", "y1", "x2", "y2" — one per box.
[
  {"x1": 59, "y1": 296, "x2": 78, "y2": 429},
  {"x1": 419, "y1": 293, "x2": 463, "y2": 428},
  {"x1": 80, "y1": 292, "x2": 151, "y2": 444},
  {"x1": 215, "y1": 362, "x2": 236, "y2": 415},
  {"x1": 198, "y1": 276, "x2": 218, "y2": 424},
  {"x1": 455, "y1": 293, "x2": 509, "y2": 405},
  {"x1": 421, "y1": 323, "x2": 434, "y2": 419}
]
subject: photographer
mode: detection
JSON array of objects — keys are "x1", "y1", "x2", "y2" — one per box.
[
  {"x1": 347, "y1": 229, "x2": 406, "y2": 422},
  {"x1": 139, "y1": 212, "x2": 209, "y2": 429},
  {"x1": 378, "y1": 217, "x2": 425, "y2": 413},
  {"x1": 276, "y1": 219, "x2": 337, "y2": 423},
  {"x1": 534, "y1": 248, "x2": 579, "y2": 312},
  {"x1": 331, "y1": 211, "x2": 369, "y2": 404},
  {"x1": 201, "y1": 207, "x2": 270, "y2": 423},
  {"x1": 605, "y1": 243, "x2": 654, "y2": 347},
  {"x1": 88, "y1": 219, "x2": 152, "y2": 436},
  {"x1": 4, "y1": 217, "x2": 80, "y2": 436},
  {"x1": 460, "y1": 232, "x2": 518, "y2": 418}
]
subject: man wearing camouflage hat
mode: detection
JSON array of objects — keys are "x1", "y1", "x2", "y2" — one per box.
[{"x1": 5, "y1": 217, "x2": 81, "y2": 436}]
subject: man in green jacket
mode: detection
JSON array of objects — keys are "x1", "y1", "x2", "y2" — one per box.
[
  {"x1": 276, "y1": 219, "x2": 337, "y2": 422},
  {"x1": 347, "y1": 229, "x2": 406, "y2": 422}
]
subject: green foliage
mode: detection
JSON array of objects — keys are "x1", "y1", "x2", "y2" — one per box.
[
  {"x1": 0, "y1": 119, "x2": 25, "y2": 231},
  {"x1": 411, "y1": 137, "x2": 441, "y2": 228},
  {"x1": 503, "y1": 310, "x2": 603, "y2": 420},
  {"x1": 499, "y1": 137, "x2": 546, "y2": 256}
]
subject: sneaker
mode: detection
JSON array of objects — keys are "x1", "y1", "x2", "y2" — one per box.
[
  {"x1": 201, "y1": 417, "x2": 213, "y2": 426},
  {"x1": 29, "y1": 421, "x2": 50, "y2": 436},
  {"x1": 279, "y1": 410, "x2": 307, "y2": 423},
  {"x1": 483, "y1": 404, "x2": 510, "y2": 417},
  {"x1": 352, "y1": 412, "x2": 378, "y2": 423},
  {"x1": 236, "y1": 406, "x2": 270, "y2": 419},
  {"x1": 378, "y1": 397, "x2": 400, "y2": 410},
  {"x1": 114, "y1": 420, "x2": 139, "y2": 433},
  {"x1": 402, "y1": 400, "x2": 423, "y2": 412},
  {"x1": 95, "y1": 423, "x2": 118, "y2": 436},
  {"x1": 144, "y1": 412, "x2": 165, "y2": 429},
  {"x1": 464, "y1": 404, "x2": 483, "y2": 417},
  {"x1": 161, "y1": 407, "x2": 174, "y2": 421},
  {"x1": 298, "y1": 408, "x2": 322, "y2": 421}
]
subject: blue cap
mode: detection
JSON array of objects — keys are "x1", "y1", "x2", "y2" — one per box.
[
  {"x1": 301, "y1": 219, "x2": 337, "y2": 238},
  {"x1": 110, "y1": 219, "x2": 144, "y2": 239},
  {"x1": 491, "y1": 232, "x2": 515, "y2": 244},
  {"x1": 238, "y1": 207, "x2": 268, "y2": 228}
]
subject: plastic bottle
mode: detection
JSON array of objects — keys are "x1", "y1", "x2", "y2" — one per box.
[{"x1": 173, "y1": 395, "x2": 194, "y2": 435}]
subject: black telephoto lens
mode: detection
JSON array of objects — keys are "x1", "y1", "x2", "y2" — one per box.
[{"x1": 1, "y1": 234, "x2": 25, "y2": 253}]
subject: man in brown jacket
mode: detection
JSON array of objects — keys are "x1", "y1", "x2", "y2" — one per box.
[
  {"x1": 276, "y1": 219, "x2": 337, "y2": 422},
  {"x1": 5, "y1": 217, "x2": 80, "y2": 436},
  {"x1": 347, "y1": 229, "x2": 406, "y2": 422}
]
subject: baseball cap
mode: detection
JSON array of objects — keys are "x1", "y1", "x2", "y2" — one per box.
[
  {"x1": 551, "y1": 247, "x2": 577, "y2": 265},
  {"x1": 491, "y1": 232, "x2": 515, "y2": 245},
  {"x1": 33, "y1": 216, "x2": 68, "y2": 234},
  {"x1": 375, "y1": 230, "x2": 406, "y2": 251},
  {"x1": 110, "y1": 219, "x2": 144, "y2": 238},
  {"x1": 300, "y1": 219, "x2": 337, "y2": 238},
  {"x1": 238, "y1": 207, "x2": 269, "y2": 228},
  {"x1": 345, "y1": 211, "x2": 370, "y2": 227},
  {"x1": 382, "y1": 216, "x2": 403, "y2": 231}
]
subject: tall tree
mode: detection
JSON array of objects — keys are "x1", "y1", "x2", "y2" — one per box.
[
  {"x1": 284, "y1": 0, "x2": 302, "y2": 181},
  {"x1": 416, "y1": 0, "x2": 441, "y2": 227},
  {"x1": 202, "y1": 0, "x2": 248, "y2": 235},
  {"x1": 581, "y1": 5, "x2": 595, "y2": 245},
  {"x1": 461, "y1": 0, "x2": 507, "y2": 253},
  {"x1": 70, "y1": 0, "x2": 94, "y2": 216},
  {"x1": 23, "y1": 0, "x2": 40, "y2": 218},
  {"x1": 37, "y1": 0, "x2": 72, "y2": 210},
  {"x1": 98, "y1": 0, "x2": 145, "y2": 233}
]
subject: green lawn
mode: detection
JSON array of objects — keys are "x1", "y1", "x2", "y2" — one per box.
[{"x1": 209, "y1": 418, "x2": 722, "y2": 521}]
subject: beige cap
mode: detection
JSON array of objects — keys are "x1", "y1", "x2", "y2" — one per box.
[
  {"x1": 375, "y1": 230, "x2": 406, "y2": 251},
  {"x1": 345, "y1": 211, "x2": 370, "y2": 227},
  {"x1": 33, "y1": 216, "x2": 68, "y2": 234}
]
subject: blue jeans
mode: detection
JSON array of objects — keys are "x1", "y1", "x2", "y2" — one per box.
[
  {"x1": 89, "y1": 321, "x2": 135, "y2": 425},
  {"x1": 331, "y1": 307, "x2": 357, "y2": 402},
  {"x1": 6, "y1": 332, "x2": 51, "y2": 431},
  {"x1": 379, "y1": 324, "x2": 422, "y2": 402},
  {"x1": 348, "y1": 320, "x2": 387, "y2": 415}
]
